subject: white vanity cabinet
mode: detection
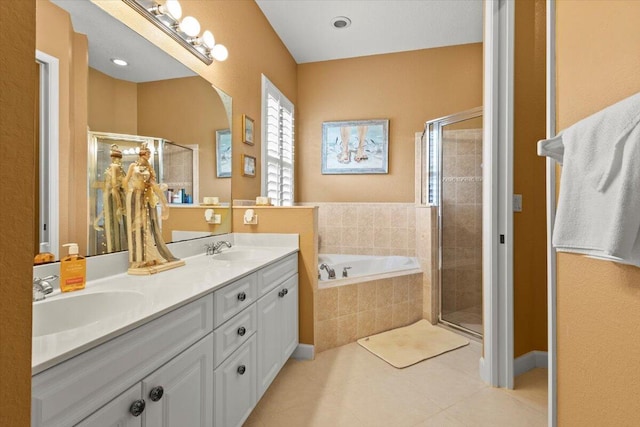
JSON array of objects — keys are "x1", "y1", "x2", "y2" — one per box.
[
  {"x1": 32, "y1": 294, "x2": 214, "y2": 427},
  {"x1": 77, "y1": 334, "x2": 213, "y2": 427},
  {"x1": 213, "y1": 253, "x2": 298, "y2": 427},
  {"x1": 32, "y1": 250, "x2": 299, "y2": 427},
  {"x1": 256, "y1": 274, "x2": 299, "y2": 398},
  {"x1": 256, "y1": 254, "x2": 299, "y2": 399}
]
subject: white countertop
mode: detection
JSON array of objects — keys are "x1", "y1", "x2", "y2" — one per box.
[{"x1": 32, "y1": 245, "x2": 297, "y2": 375}]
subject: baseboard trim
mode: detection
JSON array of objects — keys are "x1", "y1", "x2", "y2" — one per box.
[
  {"x1": 479, "y1": 356, "x2": 491, "y2": 384},
  {"x1": 514, "y1": 350, "x2": 548, "y2": 376},
  {"x1": 292, "y1": 343, "x2": 314, "y2": 360}
]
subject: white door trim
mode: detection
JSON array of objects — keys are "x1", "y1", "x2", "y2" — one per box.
[
  {"x1": 546, "y1": 1, "x2": 558, "y2": 425},
  {"x1": 480, "y1": 0, "x2": 515, "y2": 389},
  {"x1": 36, "y1": 50, "x2": 60, "y2": 259}
]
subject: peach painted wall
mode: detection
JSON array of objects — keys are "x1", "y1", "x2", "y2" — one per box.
[
  {"x1": 556, "y1": 1, "x2": 640, "y2": 424},
  {"x1": 0, "y1": 0, "x2": 35, "y2": 424},
  {"x1": 137, "y1": 76, "x2": 231, "y2": 203},
  {"x1": 88, "y1": 68, "x2": 138, "y2": 135},
  {"x1": 232, "y1": 207, "x2": 318, "y2": 346},
  {"x1": 296, "y1": 43, "x2": 482, "y2": 203},
  {"x1": 36, "y1": 0, "x2": 89, "y2": 255},
  {"x1": 93, "y1": 0, "x2": 298, "y2": 202},
  {"x1": 513, "y1": 0, "x2": 548, "y2": 357},
  {"x1": 161, "y1": 207, "x2": 231, "y2": 243}
]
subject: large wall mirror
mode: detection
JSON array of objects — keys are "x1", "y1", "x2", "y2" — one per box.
[{"x1": 35, "y1": 0, "x2": 232, "y2": 261}]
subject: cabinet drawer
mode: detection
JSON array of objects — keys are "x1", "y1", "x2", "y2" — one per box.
[
  {"x1": 213, "y1": 304, "x2": 257, "y2": 368},
  {"x1": 258, "y1": 253, "x2": 298, "y2": 296},
  {"x1": 213, "y1": 273, "x2": 257, "y2": 328},
  {"x1": 32, "y1": 294, "x2": 214, "y2": 427},
  {"x1": 214, "y1": 335, "x2": 257, "y2": 427}
]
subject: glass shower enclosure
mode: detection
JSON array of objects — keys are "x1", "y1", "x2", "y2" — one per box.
[
  {"x1": 424, "y1": 107, "x2": 483, "y2": 337},
  {"x1": 87, "y1": 131, "x2": 193, "y2": 256}
]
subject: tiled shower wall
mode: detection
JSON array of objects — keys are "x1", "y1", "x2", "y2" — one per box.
[
  {"x1": 300, "y1": 203, "x2": 417, "y2": 257},
  {"x1": 440, "y1": 129, "x2": 483, "y2": 316}
]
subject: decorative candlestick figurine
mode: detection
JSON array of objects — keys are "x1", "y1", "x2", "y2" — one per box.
[
  {"x1": 102, "y1": 144, "x2": 128, "y2": 252},
  {"x1": 123, "y1": 142, "x2": 184, "y2": 274}
]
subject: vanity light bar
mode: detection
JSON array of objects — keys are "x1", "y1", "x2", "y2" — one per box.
[{"x1": 122, "y1": 0, "x2": 226, "y2": 65}]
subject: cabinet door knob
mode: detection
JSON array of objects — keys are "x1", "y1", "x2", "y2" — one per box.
[
  {"x1": 129, "y1": 399, "x2": 146, "y2": 417},
  {"x1": 237, "y1": 326, "x2": 246, "y2": 336},
  {"x1": 149, "y1": 386, "x2": 164, "y2": 402},
  {"x1": 237, "y1": 292, "x2": 246, "y2": 302},
  {"x1": 237, "y1": 365, "x2": 246, "y2": 375},
  {"x1": 278, "y1": 289, "x2": 285, "y2": 298}
]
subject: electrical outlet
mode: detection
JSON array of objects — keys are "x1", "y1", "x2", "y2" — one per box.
[{"x1": 513, "y1": 194, "x2": 523, "y2": 212}]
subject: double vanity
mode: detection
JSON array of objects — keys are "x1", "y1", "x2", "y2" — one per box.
[{"x1": 31, "y1": 235, "x2": 299, "y2": 427}]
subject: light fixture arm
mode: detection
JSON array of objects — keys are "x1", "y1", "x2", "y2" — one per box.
[{"x1": 122, "y1": 0, "x2": 214, "y2": 65}]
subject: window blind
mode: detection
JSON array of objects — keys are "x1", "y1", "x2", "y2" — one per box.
[{"x1": 262, "y1": 75, "x2": 295, "y2": 206}]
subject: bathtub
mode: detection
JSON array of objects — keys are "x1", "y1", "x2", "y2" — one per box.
[{"x1": 318, "y1": 254, "x2": 422, "y2": 288}]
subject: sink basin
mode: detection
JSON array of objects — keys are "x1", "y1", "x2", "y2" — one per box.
[
  {"x1": 212, "y1": 248, "x2": 272, "y2": 262},
  {"x1": 33, "y1": 291, "x2": 144, "y2": 337}
]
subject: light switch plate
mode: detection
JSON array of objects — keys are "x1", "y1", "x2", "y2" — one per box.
[{"x1": 513, "y1": 194, "x2": 523, "y2": 212}]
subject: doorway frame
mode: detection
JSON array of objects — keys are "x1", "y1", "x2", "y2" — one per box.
[
  {"x1": 545, "y1": 0, "x2": 558, "y2": 425},
  {"x1": 480, "y1": 0, "x2": 515, "y2": 389},
  {"x1": 35, "y1": 50, "x2": 60, "y2": 259}
]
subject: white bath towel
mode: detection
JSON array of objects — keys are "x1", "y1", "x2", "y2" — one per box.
[{"x1": 537, "y1": 92, "x2": 640, "y2": 266}]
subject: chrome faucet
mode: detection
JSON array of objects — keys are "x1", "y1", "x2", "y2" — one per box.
[
  {"x1": 33, "y1": 275, "x2": 57, "y2": 302},
  {"x1": 319, "y1": 263, "x2": 336, "y2": 280},
  {"x1": 204, "y1": 241, "x2": 232, "y2": 255},
  {"x1": 342, "y1": 267, "x2": 352, "y2": 278}
]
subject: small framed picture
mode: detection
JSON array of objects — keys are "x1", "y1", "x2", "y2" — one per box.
[
  {"x1": 242, "y1": 114, "x2": 254, "y2": 145},
  {"x1": 215, "y1": 129, "x2": 231, "y2": 178},
  {"x1": 241, "y1": 154, "x2": 256, "y2": 177}
]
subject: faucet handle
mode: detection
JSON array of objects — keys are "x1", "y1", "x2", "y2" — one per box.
[
  {"x1": 33, "y1": 275, "x2": 57, "y2": 301},
  {"x1": 342, "y1": 267, "x2": 352, "y2": 278}
]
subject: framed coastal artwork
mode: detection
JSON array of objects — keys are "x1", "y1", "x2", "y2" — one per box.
[
  {"x1": 243, "y1": 114, "x2": 255, "y2": 145},
  {"x1": 321, "y1": 119, "x2": 389, "y2": 174},
  {"x1": 215, "y1": 129, "x2": 231, "y2": 178},
  {"x1": 241, "y1": 154, "x2": 256, "y2": 177}
]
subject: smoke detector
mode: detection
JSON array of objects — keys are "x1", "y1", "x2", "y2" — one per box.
[{"x1": 331, "y1": 16, "x2": 351, "y2": 29}]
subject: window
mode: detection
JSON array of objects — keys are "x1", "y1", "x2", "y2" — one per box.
[{"x1": 261, "y1": 75, "x2": 294, "y2": 206}]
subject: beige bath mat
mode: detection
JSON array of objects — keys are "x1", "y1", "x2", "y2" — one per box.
[{"x1": 357, "y1": 320, "x2": 469, "y2": 368}]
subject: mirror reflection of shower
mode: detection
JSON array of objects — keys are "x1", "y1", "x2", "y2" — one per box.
[
  {"x1": 88, "y1": 132, "x2": 194, "y2": 256},
  {"x1": 424, "y1": 107, "x2": 483, "y2": 337}
]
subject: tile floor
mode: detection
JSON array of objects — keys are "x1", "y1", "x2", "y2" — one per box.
[
  {"x1": 244, "y1": 339, "x2": 548, "y2": 427},
  {"x1": 442, "y1": 307, "x2": 483, "y2": 335}
]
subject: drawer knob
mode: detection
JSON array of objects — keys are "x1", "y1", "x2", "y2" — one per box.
[
  {"x1": 237, "y1": 292, "x2": 247, "y2": 302},
  {"x1": 278, "y1": 288, "x2": 289, "y2": 298},
  {"x1": 129, "y1": 399, "x2": 146, "y2": 417},
  {"x1": 237, "y1": 365, "x2": 246, "y2": 375},
  {"x1": 149, "y1": 386, "x2": 164, "y2": 402},
  {"x1": 237, "y1": 326, "x2": 246, "y2": 336}
]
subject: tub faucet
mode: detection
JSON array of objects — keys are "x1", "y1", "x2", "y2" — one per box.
[
  {"x1": 342, "y1": 267, "x2": 352, "y2": 278},
  {"x1": 319, "y1": 263, "x2": 336, "y2": 280},
  {"x1": 33, "y1": 275, "x2": 57, "y2": 302}
]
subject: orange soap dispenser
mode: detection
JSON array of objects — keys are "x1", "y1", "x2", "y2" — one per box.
[{"x1": 60, "y1": 243, "x2": 86, "y2": 292}]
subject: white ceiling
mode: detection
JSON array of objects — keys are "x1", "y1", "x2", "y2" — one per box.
[
  {"x1": 50, "y1": 0, "x2": 196, "y2": 83},
  {"x1": 255, "y1": 0, "x2": 483, "y2": 64}
]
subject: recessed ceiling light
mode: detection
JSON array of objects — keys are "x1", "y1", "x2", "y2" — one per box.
[
  {"x1": 331, "y1": 16, "x2": 351, "y2": 29},
  {"x1": 111, "y1": 58, "x2": 128, "y2": 66}
]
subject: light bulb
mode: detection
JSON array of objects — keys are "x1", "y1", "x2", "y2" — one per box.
[
  {"x1": 164, "y1": 0, "x2": 182, "y2": 20},
  {"x1": 211, "y1": 44, "x2": 228, "y2": 61},
  {"x1": 202, "y1": 30, "x2": 215, "y2": 49},
  {"x1": 111, "y1": 58, "x2": 128, "y2": 66},
  {"x1": 179, "y1": 16, "x2": 200, "y2": 37}
]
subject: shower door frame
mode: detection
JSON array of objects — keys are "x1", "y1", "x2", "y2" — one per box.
[{"x1": 426, "y1": 107, "x2": 484, "y2": 338}]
